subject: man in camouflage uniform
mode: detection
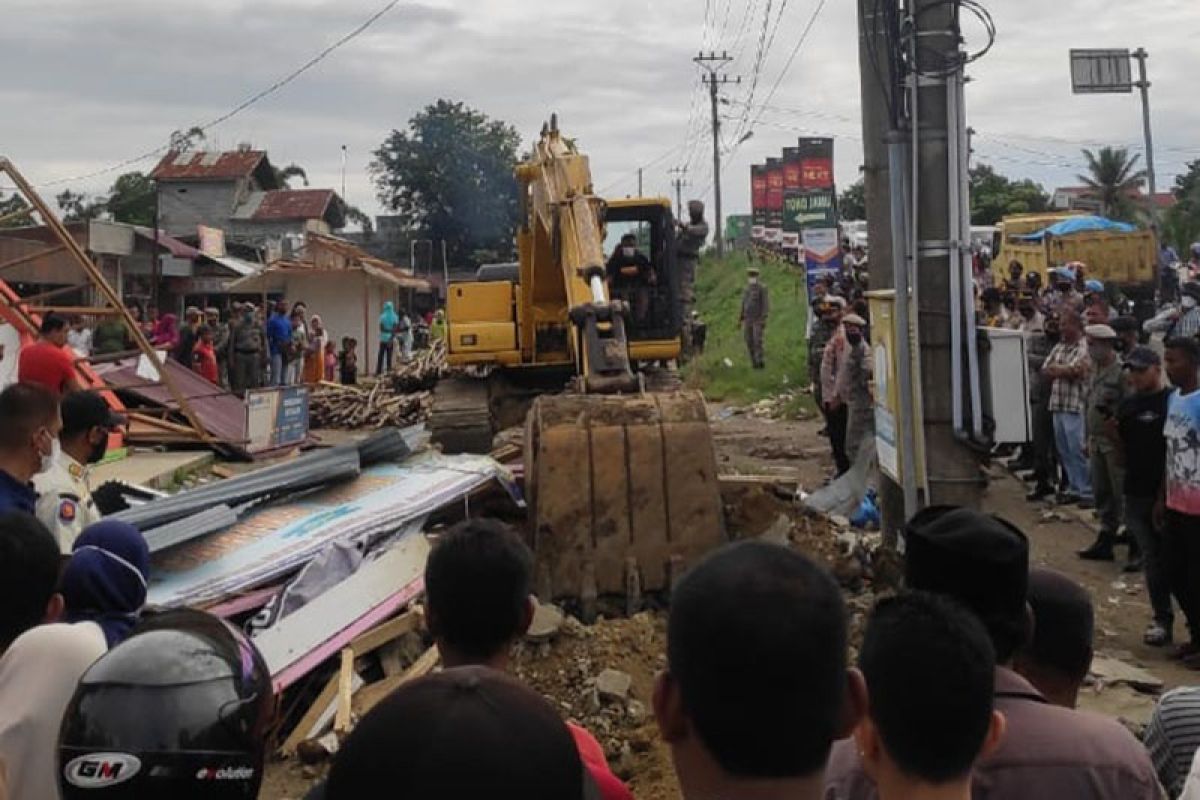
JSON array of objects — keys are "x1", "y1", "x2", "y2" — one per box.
[
  {"x1": 676, "y1": 200, "x2": 709, "y2": 355},
  {"x1": 808, "y1": 295, "x2": 844, "y2": 416},
  {"x1": 740, "y1": 267, "x2": 770, "y2": 369}
]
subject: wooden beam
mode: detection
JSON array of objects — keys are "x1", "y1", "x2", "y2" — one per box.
[
  {"x1": 333, "y1": 648, "x2": 356, "y2": 737},
  {"x1": 279, "y1": 670, "x2": 342, "y2": 756},
  {"x1": 17, "y1": 283, "x2": 93, "y2": 305},
  {"x1": 0, "y1": 243, "x2": 67, "y2": 273},
  {"x1": 352, "y1": 646, "x2": 439, "y2": 718},
  {"x1": 347, "y1": 608, "x2": 422, "y2": 658},
  {"x1": 26, "y1": 305, "x2": 123, "y2": 316}
]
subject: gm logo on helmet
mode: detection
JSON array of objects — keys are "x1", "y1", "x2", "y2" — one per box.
[{"x1": 64, "y1": 753, "x2": 142, "y2": 788}]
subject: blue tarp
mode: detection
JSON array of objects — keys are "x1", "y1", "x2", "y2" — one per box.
[{"x1": 1017, "y1": 216, "x2": 1137, "y2": 240}]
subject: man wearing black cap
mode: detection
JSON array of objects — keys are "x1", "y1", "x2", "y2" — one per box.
[
  {"x1": 33, "y1": 391, "x2": 124, "y2": 553},
  {"x1": 657, "y1": 541, "x2": 864, "y2": 800},
  {"x1": 1116, "y1": 347, "x2": 1174, "y2": 645},
  {"x1": 825, "y1": 507, "x2": 1162, "y2": 799}
]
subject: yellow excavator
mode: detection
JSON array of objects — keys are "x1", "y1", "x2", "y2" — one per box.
[{"x1": 431, "y1": 116, "x2": 725, "y2": 603}]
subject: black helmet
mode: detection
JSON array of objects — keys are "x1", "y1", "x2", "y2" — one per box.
[{"x1": 59, "y1": 609, "x2": 274, "y2": 798}]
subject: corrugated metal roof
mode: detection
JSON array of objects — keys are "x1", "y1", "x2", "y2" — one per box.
[
  {"x1": 131, "y1": 226, "x2": 202, "y2": 259},
  {"x1": 206, "y1": 255, "x2": 262, "y2": 277},
  {"x1": 250, "y1": 189, "x2": 337, "y2": 221},
  {"x1": 151, "y1": 150, "x2": 270, "y2": 181}
]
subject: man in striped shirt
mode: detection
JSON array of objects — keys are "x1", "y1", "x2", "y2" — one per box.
[{"x1": 1042, "y1": 310, "x2": 1093, "y2": 505}]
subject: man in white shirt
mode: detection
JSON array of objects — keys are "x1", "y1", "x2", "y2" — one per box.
[
  {"x1": 33, "y1": 391, "x2": 124, "y2": 553},
  {"x1": 0, "y1": 511, "x2": 107, "y2": 800}
]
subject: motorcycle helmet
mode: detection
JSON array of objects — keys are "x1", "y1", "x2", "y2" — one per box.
[{"x1": 59, "y1": 608, "x2": 275, "y2": 798}]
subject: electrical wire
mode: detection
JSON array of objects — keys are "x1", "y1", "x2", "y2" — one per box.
[{"x1": 18, "y1": 0, "x2": 404, "y2": 190}]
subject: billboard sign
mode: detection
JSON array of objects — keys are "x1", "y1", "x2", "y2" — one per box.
[
  {"x1": 765, "y1": 157, "x2": 784, "y2": 244},
  {"x1": 781, "y1": 147, "x2": 802, "y2": 250},
  {"x1": 802, "y1": 228, "x2": 844, "y2": 292},
  {"x1": 797, "y1": 138, "x2": 835, "y2": 189},
  {"x1": 1070, "y1": 49, "x2": 1133, "y2": 94},
  {"x1": 751, "y1": 164, "x2": 768, "y2": 239}
]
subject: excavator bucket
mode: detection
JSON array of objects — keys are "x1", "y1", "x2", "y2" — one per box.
[{"x1": 525, "y1": 391, "x2": 726, "y2": 602}]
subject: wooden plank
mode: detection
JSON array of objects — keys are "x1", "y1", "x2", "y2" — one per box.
[
  {"x1": 352, "y1": 646, "x2": 439, "y2": 718},
  {"x1": 210, "y1": 464, "x2": 236, "y2": 479},
  {"x1": 279, "y1": 670, "x2": 341, "y2": 756},
  {"x1": 347, "y1": 608, "x2": 422, "y2": 658},
  {"x1": 26, "y1": 306, "x2": 123, "y2": 316},
  {"x1": 333, "y1": 648, "x2": 355, "y2": 736},
  {"x1": 717, "y1": 474, "x2": 800, "y2": 489},
  {"x1": 0, "y1": 243, "x2": 65, "y2": 273}
]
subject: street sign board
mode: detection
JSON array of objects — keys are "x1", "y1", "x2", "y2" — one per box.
[{"x1": 1070, "y1": 49, "x2": 1133, "y2": 94}]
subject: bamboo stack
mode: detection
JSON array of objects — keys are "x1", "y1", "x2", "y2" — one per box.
[{"x1": 308, "y1": 341, "x2": 447, "y2": 429}]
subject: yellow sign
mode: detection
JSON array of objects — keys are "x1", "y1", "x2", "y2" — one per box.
[{"x1": 867, "y1": 290, "x2": 926, "y2": 490}]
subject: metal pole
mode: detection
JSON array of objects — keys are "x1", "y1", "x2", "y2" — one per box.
[
  {"x1": 341, "y1": 145, "x2": 348, "y2": 201},
  {"x1": 695, "y1": 52, "x2": 735, "y2": 258},
  {"x1": 675, "y1": 180, "x2": 683, "y2": 218},
  {"x1": 1133, "y1": 48, "x2": 1157, "y2": 206},
  {"x1": 637, "y1": 168, "x2": 643, "y2": 197}
]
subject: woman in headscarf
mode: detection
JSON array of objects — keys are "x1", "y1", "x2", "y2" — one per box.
[
  {"x1": 377, "y1": 301, "x2": 399, "y2": 375},
  {"x1": 60, "y1": 520, "x2": 150, "y2": 649},
  {"x1": 303, "y1": 314, "x2": 329, "y2": 384},
  {"x1": 150, "y1": 312, "x2": 179, "y2": 351}
]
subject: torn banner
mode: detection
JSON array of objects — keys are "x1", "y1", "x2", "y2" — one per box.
[{"x1": 148, "y1": 453, "x2": 510, "y2": 608}]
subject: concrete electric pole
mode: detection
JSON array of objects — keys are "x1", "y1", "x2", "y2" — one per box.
[
  {"x1": 910, "y1": 0, "x2": 985, "y2": 510},
  {"x1": 694, "y1": 51, "x2": 737, "y2": 257},
  {"x1": 1133, "y1": 49, "x2": 1157, "y2": 203},
  {"x1": 668, "y1": 166, "x2": 689, "y2": 219}
]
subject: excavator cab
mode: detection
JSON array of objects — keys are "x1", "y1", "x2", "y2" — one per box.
[{"x1": 602, "y1": 199, "x2": 681, "y2": 348}]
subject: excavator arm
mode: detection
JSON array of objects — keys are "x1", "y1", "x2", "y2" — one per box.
[{"x1": 517, "y1": 115, "x2": 639, "y2": 393}]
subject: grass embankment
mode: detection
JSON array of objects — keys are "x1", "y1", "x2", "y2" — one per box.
[{"x1": 683, "y1": 251, "x2": 813, "y2": 411}]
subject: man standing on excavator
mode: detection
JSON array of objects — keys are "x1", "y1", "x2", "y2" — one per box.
[{"x1": 676, "y1": 200, "x2": 709, "y2": 355}]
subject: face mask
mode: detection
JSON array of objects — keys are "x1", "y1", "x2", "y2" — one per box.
[
  {"x1": 88, "y1": 430, "x2": 109, "y2": 465},
  {"x1": 847, "y1": 332, "x2": 863, "y2": 347},
  {"x1": 39, "y1": 434, "x2": 59, "y2": 474},
  {"x1": 1184, "y1": 296, "x2": 1198, "y2": 310},
  {"x1": 1087, "y1": 344, "x2": 1109, "y2": 362},
  {"x1": 622, "y1": 247, "x2": 635, "y2": 258},
  {"x1": 749, "y1": 277, "x2": 759, "y2": 285}
]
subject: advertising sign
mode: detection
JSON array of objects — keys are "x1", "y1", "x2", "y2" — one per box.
[
  {"x1": 765, "y1": 157, "x2": 784, "y2": 244},
  {"x1": 797, "y1": 138, "x2": 835, "y2": 189},
  {"x1": 751, "y1": 165, "x2": 768, "y2": 239},
  {"x1": 781, "y1": 147, "x2": 802, "y2": 250},
  {"x1": 787, "y1": 190, "x2": 838, "y2": 230},
  {"x1": 246, "y1": 386, "x2": 310, "y2": 454},
  {"x1": 802, "y1": 228, "x2": 844, "y2": 292}
]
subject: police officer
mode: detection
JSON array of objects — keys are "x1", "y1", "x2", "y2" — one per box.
[
  {"x1": 34, "y1": 390, "x2": 125, "y2": 553},
  {"x1": 676, "y1": 200, "x2": 709, "y2": 354},
  {"x1": 229, "y1": 303, "x2": 266, "y2": 397},
  {"x1": 740, "y1": 267, "x2": 770, "y2": 369}
]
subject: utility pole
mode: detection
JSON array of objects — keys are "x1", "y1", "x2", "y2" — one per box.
[
  {"x1": 695, "y1": 51, "x2": 737, "y2": 257},
  {"x1": 668, "y1": 166, "x2": 689, "y2": 218},
  {"x1": 637, "y1": 167, "x2": 643, "y2": 197},
  {"x1": 1133, "y1": 49, "x2": 1157, "y2": 204},
  {"x1": 857, "y1": 0, "x2": 908, "y2": 539},
  {"x1": 912, "y1": 0, "x2": 984, "y2": 509}
]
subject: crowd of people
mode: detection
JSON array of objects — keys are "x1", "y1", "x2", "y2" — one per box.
[{"x1": 25, "y1": 298, "x2": 437, "y2": 399}]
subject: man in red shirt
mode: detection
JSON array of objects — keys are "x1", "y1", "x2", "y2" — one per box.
[
  {"x1": 18, "y1": 314, "x2": 84, "y2": 396},
  {"x1": 191, "y1": 325, "x2": 219, "y2": 384}
]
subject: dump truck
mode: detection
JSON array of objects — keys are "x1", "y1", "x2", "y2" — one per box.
[
  {"x1": 991, "y1": 212, "x2": 1157, "y2": 312},
  {"x1": 430, "y1": 116, "x2": 724, "y2": 605}
]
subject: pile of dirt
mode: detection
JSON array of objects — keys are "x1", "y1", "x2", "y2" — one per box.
[{"x1": 512, "y1": 613, "x2": 679, "y2": 800}]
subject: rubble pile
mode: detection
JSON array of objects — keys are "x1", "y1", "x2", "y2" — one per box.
[
  {"x1": 308, "y1": 342, "x2": 447, "y2": 429},
  {"x1": 511, "y1": 612, "x2": 679, "y2": 800}
]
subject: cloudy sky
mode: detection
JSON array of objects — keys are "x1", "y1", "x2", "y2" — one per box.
[{"x1": 2, "y1": 0, "x2": 1197, "y2": 227}]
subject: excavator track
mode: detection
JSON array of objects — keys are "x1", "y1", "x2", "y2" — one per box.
[
  {"x1": 429, "y1": 376, "x2": 494, "y2": 455},
  {"x1": 525, "y1": 390, "x2": 725, "y2": 602}
]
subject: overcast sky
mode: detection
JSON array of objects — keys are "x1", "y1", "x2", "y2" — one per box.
[{"x1": 2, "y1": 0, "x2": 1197, "y2": 228}]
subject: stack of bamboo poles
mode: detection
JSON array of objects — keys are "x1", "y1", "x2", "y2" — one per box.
[{"x1": 308, "y1": 341, "x2": 446, "y2": 429}]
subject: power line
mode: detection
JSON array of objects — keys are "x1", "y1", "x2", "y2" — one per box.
[
  {"x1": 22, "y1": 0, "x2": 404, "y2": 190},
  {"x1": 745, "y1": 0, "x2": 830, "y2": 132}
]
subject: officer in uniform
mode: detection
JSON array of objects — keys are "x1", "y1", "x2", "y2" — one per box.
[
  {"x1": 34, "y1": 390, "x2": 125, "y2": 552},
  {"x1": 676, "y1": 200, "x2": 709, "y2": 355},
  {"x1": 739, "y1": 267, "x2": 770, "y2": 369}
]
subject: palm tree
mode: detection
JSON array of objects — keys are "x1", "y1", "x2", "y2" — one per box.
[
  {"x1": 1077, "y1": 146, "x2": 1147, "y2": 220},
  {"x1": 273, "y1": 164, "x2": 309, "y2": 189}
]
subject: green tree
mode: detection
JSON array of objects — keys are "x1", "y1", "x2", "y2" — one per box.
[
  {"x1": 838, "y1": 178, "x2": 866, "y2": 220},
  {"x1": 370, "y1": 99, "x2": 521, "y2": 267},
  {"x1": 1164, "y1": 159, "x2": 1200, "y2": 253},
  {"x1": 969, "y1": 163, "x2": 1050, "y2": 225},
  {"x1": 0, "y1": 193, "x2": 31, "y2": 228},
  {"x1": 55, "y1": 190, "x2": 105, "y2": 222},
  {"x1": 342, "y1": 204, "x2": 375, "y2": 236},
  {"x1": 273, "y1": 163, "x2": 309, "y2": 188},
  {"x1": 105, "y1": 171, "x2": 155, "y2": 226},
  {"x1": 1078, "y1": 146, "x2": 1146, "y2": 220},
  {"x1": 168, "y1": 126, "x2": 206, "y2": 151}
]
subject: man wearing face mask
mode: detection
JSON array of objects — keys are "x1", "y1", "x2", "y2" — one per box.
[
  {"x1": 1078, "y1": 326, "x2": 1130, "y2": 561},
  {"x1": 839, "y1": 313, "x2": 874, "y2": 462},
  {"x1": 740, "y1": 267, "x2": 770, "y2": 369},
  {"x1": 0, "y1": 383, "x2": 62, "y2": 516},
  {"x1": 33, "y1": 391, "x2": 125, "y2": 553},
  {"x1": 606, "y1": 234, "x2": 656, "y2": 325},
  {"x1": 1145, "y1": 282, "x2": 1200, "y2": 341}
]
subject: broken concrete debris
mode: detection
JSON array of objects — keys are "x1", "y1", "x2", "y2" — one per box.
[{"x1": 596, "y1": 668, "x2": 633, "y2": 704}]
